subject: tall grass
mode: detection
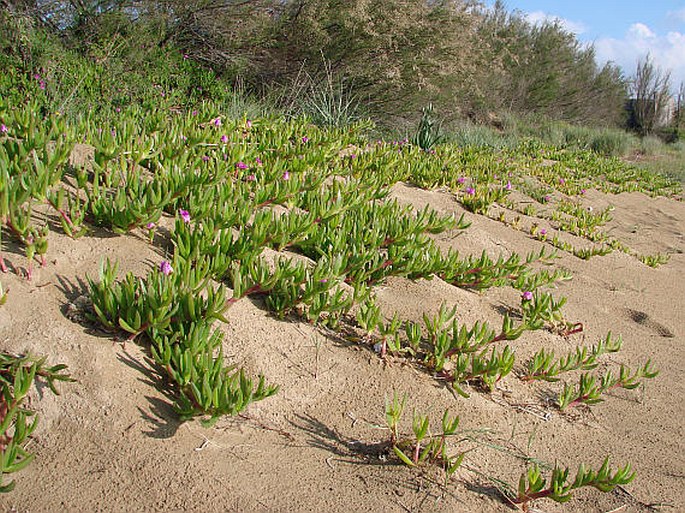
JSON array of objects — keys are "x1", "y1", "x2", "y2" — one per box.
[
  {"x1": 633, "y1": 141, "x2": 685, "y2": 185},
  {"x1": 274, "y1": 60, "x2": 365, "y2": 128}
]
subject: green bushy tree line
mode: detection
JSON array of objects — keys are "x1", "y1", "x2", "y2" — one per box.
[{"x1": 3, "y1": 0, "x2": 628, "y2": 128}]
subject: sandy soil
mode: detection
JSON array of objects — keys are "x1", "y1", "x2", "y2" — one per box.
[{"x1": 0, "y1": 176, "x2": 683, "y2": 512}]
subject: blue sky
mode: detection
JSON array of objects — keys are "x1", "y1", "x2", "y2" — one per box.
[{"x1": 489, "y1": 1, "x2": 685, "y2": 89}]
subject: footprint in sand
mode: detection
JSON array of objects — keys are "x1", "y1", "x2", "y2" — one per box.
[{"x1": 625, "y1": 309, "x2": 675, "y2": 338}]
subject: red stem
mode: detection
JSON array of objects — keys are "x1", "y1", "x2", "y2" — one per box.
[
  {"x1": 562, "y1": 322, "x2": 584, "y2": 336},
  {"x1": 512, "y1": 488, "x2": 555, "y2": 504}
]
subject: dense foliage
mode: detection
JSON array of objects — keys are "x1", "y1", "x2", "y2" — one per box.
[{"x1": 2, "y1": 0, "x2": 628, "y2": 128}]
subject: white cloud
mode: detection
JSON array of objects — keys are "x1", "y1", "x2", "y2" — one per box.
[
  {"x1": 524, "y1": 10, "x2": 587, "y2": 35},
  {"x1": 628, "y1": 23, "x2": 656, "y2": 39},
  {"x1": 594, "y1": 23, "x2": 685, "y2": 89}
]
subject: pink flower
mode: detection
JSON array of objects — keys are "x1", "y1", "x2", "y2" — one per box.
[
  {"x1": 159, "y1": 261, "x2": 173, "y2": 276},
  {"x1": 522, "y1": 291, "x2": 533, "y2": 301},
  {"x1": 202, "y1": 155, "x2": 210, "y2": 162},
  {"x1": 220, "y1": 135, "x2": 228, "y2": 143},
  {"x1": 236, "y1": 161, "x2": 248, "y2": 170},
  {"x1": 457, "y1": 176, "x2": 467, "y2": 184},
  {"x1": 505, "y1": 181, "x2": 512, "y2": 191},
  {"x1": 115, "y1": 107, "x2": 121, "y2": 113},
  {"x1": 179, "y1": 209, "x2": 191, "y2": 224},
  {"x1": 301, "y1": 136, "x2": 309, "y2": 143},
  {"x1": 559, "y1": 178, "x2": 566, "y2": 185},
  {"x1": 0, "y1": 124, "x2": 7, "y2": 134},
  {"x1": 213, "y1": 118, "x2": 222, "y2": 127},
  {"x1": 146, "y1": 222, "x2": 156, "y2": 230},
  {"x1": 39, "y1": 80, "x2": 46, "y2": 90},
  {"x1": 192, "y1": 110, "x2": 198, "y2": 116},
  {"x1": 464, "y1": 186, "x2": 475, "y2": 196},
  {"x1": 543, "y1": 195, "x2": 551, "y2": 202},
  {"x1": 255, "y1": 157, "x2": 263, "y2": 166},
  {"x1": 580, "y1": 189, "x2": 587, "y2": 195},
  {"x1": 282, "y1": 171, "x2": 290, "y2": 181},
  {"x1": 539, "y1": 229, "x2": 547, "y2": 236},
  {"x1": 183, "y1": 54, "x2": 189, "y2": 60},
  {"x1": 246, "y1": 120, "x2": 253, "y2": 129},
  {"x1": 246, "y1": 174, "x2": 257, "y2": 182}
]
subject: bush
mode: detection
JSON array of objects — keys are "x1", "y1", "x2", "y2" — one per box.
[
  {"x1": 639, "y1": 136, "x2": 663, "y2": 156},
  {"x1": 590, "y1": 129, "x2": 631, "y2": 157}
]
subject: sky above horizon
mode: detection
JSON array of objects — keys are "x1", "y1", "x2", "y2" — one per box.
[{"x1": 488, "y1": 1, "x2": 685, "y2": 90}]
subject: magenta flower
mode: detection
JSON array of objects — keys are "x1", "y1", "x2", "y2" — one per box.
[
  {"x1": 202, "y1": 155, "x2": 210, "y2": 162},
  {"x1": 457, "y1": 176, "x2": 467, "y2": 184},
  {"x1": 301, "y1": 136, "x2": 309, "y2": 143},
  {"x1": 505, "y1": 181, "x2": 512, "y2": 191},
  {"x1": 282, "y1": 171, "x2": 290, "y2": 181},
  {"x1": 183, "y1": 54, "x2": 189, "y2": 60},
  {"x1": 539, "y1": 228, "x2": 547, "y2": 236},
  {"x1": 192, "y1": 110, "x2": 198, "y2": 116},
  {"x1": 179, "y1": 209, "x2": 191, "y2": 224},
  {"x1": 0, "y1": 124, "x2": 7, "y2": 134},
  {"x1": 464, "y1": 186, "x2": 475, "y2": 196},
  {"x1": 39, "y1": 80, "x2": 46, "y2": 90},
  {"x1": 246, "y1": 174, "x2": 257, "y2": 182},
  {"x1": 522, "y1": 291, "x2": 534, "y2": 301},
  {"x1": 146, "y1": 222, "x2": 156, "y2": 230},
  {"x1": 159, "y1": 261, "x2": 173, "y2": 276},
  {"x1": 580, "y1": 189, "x2": 587, "y2": 195},
  {"x1": 246, "y1": 120, "x2": 253, "y2": 129},
  {"x1": 213, "y1": 118, "x2": 222, "y2": 127},
  {"x1": 255, "y1": 157, "x2": 263, "y2": 166},
  {"x1": 236, "y1": 161, "x2": 248, "y2": 170},
  {"x1": 543, "y1": 195, "x2": 551, "y2": 202},
  {"x1": 220, "y1": 135, "x2": 228, "y2": 143},
  {"x1": 115, "y1": 107, "x2": 121, "y2": 113}
]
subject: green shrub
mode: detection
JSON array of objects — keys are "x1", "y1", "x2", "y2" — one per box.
[
  {"x1": 590, "y1": 129, "x2": 631, "y2": 157},
  {"x1": 639, "y1": 135, "x2": 663, "y2": 156}
]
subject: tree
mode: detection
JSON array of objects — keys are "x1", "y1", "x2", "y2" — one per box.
[{"x1": 629, "y1": 54, "x2": 673, "y2": 135}]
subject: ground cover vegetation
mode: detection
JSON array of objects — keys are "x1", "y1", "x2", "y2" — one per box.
[{"x1": 0, "y1": 2, "x2": 683, "y2": 510}]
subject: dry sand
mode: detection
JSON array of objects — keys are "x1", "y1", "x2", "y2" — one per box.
[{"x1": 0, "y1": 179, "x2": 683, "y2": 512}]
